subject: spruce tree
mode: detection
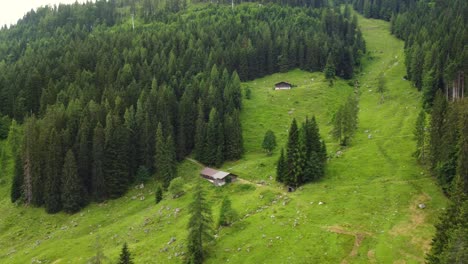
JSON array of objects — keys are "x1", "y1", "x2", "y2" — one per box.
[
  {"x1": 10, "y1": 154, "x2": 23, "y2": 203},
  {"x1": 332, "y1": 106, "x2": 344, "y2": 145},
  {"x1": 92, "y1": 122, "x2": 106, "y2": 202},
  {"x1": 224, "y1": 110, "x2": 243, "y2": 160},
  {"x1": 104, "y1": 118, "x2": 129, "y2": 198},
  {"x1": 324, "y1": 53, "x2": 336, "y2": 84},
  {"x1": 44, "y1": 129, "x2": 62, "y2": 213},
  {"x1": 286, "y1": 118, "x2": 303, "y2": 186},
  {"x1": 377, "y1": 72, "x2": 386, "y2": 102},
  {"x1": 77, "y1": 117, "x2": 91, "y2": 198},
  {"x1": 155, "y1": 184, "x2": 163, "y2": 204},
  {"x1": 206, "y1": 108, "x2": 223, "y2": 166},
  {"x1": 194, "y1": 101, "x2": 207, "y2": 163},
  {"x1": 262, "y1": 130, "x2": 277, "y2": 156},
  {"x1": 414, "y1": 109, "x2": 427, "y2": 162},
  {"x1": 457, "y1": 103, "x2": 468, "y2": 194},
  {"x1": 429, "y1": 90, "x2": 447, "y2": 170},
  {"x1": 276, "y1": 148, "x2": 286, "y2": 183},
  {"x1": 187, "y1": 182, "x2": 213, "y2": 264},
  {"x1": 218, "y1": 196, "x2": 237, "y2": 227},
  {"x1": 61, "y1": 150, "x2": 82, "y2": 213},
  {"x1": 124, "y1": 106, "x2": 138, "y2": 179},
  {"x1": 118, "y1": 242, "x2": 134, "y2": 264}
]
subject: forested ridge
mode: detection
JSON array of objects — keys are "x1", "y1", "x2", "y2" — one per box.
[
  {"x1": 351, "y1": 0, "x2": 468, "y2": 262},
  {"x1": 0, "y1": 1, "x2": 365, "y2": 213}
]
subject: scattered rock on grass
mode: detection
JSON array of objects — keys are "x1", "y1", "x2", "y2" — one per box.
[{"x1": 167, "y1": 237, "x2": 176, "y2": 245}]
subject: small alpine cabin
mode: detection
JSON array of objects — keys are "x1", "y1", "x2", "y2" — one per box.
[
  {"x1": 275, "y1": 81, "x2": 292, "y2": 90},
  {"x1": 200, "y1": 167, "x2": 237, "y2": 186}
]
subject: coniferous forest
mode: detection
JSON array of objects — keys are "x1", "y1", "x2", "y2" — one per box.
[
  {"x1": 0, "y1": 0, "x2": 466, "y2": 262},
  {"x1": 0, "y1": 1, "x2": 364, "y2": 212}
]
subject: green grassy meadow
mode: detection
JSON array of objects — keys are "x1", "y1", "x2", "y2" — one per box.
[{"x1": 0, "y1": 13, "x2": 447, "y2": 264}]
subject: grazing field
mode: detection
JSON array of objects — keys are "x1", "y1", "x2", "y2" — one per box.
[{"x1": 0, "y1": 13, "x2": 446, "y2": 264}]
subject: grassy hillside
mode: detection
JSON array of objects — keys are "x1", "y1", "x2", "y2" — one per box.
[{"x1": 0, "y1": 13, "x2": 447, "y2": 264}]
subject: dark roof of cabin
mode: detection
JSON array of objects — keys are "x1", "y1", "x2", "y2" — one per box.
[{"x1": 275, "y1": 81, "x2": 292, "y2": 86}]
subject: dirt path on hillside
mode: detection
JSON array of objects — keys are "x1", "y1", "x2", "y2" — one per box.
[
  {"x1": 323, "y1": 226, "x2": 373, "y2": 264},
  {"x1": 389, "y1": 193, "x2": 432, "y2": 261}
]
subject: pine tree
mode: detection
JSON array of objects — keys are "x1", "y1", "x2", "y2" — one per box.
[
  {"x1": 276, "y1": 148, "x2": 287, "y2": 183},
  {"x1": 218, "y1": 196, "x2": 237, "y2": 227},
  {"x1": 155, "y1": 184, "x2": 163, "y2": 204},
  {"x1": 286, "y1": 118, "x2": 303, "y2": 186},
  {"x1": 457, "y1": 102, "x2": 468, "y2": 194},
  {"x1": 10, "y1": 154, "x2": 23, "y2": 203},
  {"x1": 187, "y1": 182, "x2": 213, "y2": 264},
  {"x1": 104, "y1": 118, "x2": 129, "y2": 198},
  {"x1": 324, "y1": 53, "x2": 336, "y2": 83},
  {"x1": 206, "y1": 108, "x2": 223, "y2": 166},
  {"x1": 414, "y1": 109, "x2": 427, "y2": 162},
  {"x1": 124, "y1": 106, "x2": 138, "y2": 179},
  {"x1": 92, "y1": 122, "x2": 106, "y2": 202},
  {"x1": 224, "y1": 110, "x2": 243, "y2": 160},
  {"x1": 61, "y1": 150, "x2": 82, "y2": 213},
  {"x1": 44, "y1": 129, "x2": 62, "y2": 213},
  {"x1": 118, "y1": 242, "x2": 134, "y2": 264},
  {"x1": 77, "y1": 117, "x2": 91, "y2": 199},
  {"x1": 377, "y1": 72, "x2": 386, "y2": 103},
  {"x1": 194, "y1": 101, "x2": 207, "y2": 163},
  {"x1": 429, "y1": 90, "x2": 447, "y2": 170},
  {"x1": 155, "y1": 123, "x2": 166, "y2": 183},
  {"x1": 262, "y1": 130, "x2": 277, "y2": 156},
  {"x1": 303, "y1": 151, "x2": 323, "y2": 183}
]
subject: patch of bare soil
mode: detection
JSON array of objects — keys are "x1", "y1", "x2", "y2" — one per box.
[
  {"x1": 389, "y1": 193, "x2": 432, "y2": 262},
  {"x1": 367, "y1": 250, "x2": 376, "y2": 263},
  {"x1": 324, "y1": 226, "x2": 372, "y2": 264}
]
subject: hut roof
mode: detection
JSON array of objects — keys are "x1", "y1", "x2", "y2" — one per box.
[{"x1": 201, "y1": 167, "x2": 231, "y2": 179}]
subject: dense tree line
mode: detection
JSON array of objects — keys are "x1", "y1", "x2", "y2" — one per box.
[
  {"x1": 277, "y1": 117, "x2": 327, "y2": 187},
  {"x1": 350, "y1": 0, "x2": 466, "y2": 107},
  {"x1": 424, "y1": 97, "x2": 468, "y2": 263},
  {"x1": 347, "y1": 0, "x2": 416, "y2": 21},
  {"x1": 2, "y1": 2, "x2": 364, "y2": 212},
  {"x1": 390, "y1": 0, "x2": 466, "y2": 107}
]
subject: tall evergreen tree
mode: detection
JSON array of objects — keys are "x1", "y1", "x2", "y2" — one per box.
[
  {"x1": 285, "y1": 118, "x2": 304, "y2": 187},
  {"x1": 61, "y1": 150, "x2": 82, "y2": 213},
  {"x1": 155, "y1": 184, "x2": 163, "y2": 204},
  {"x1": 218, "y1": 196, "x2": 237, "y2": 227},
  {"x1": 262, "y1": 130, "x2": 277, "y2": 156},
  {"x1": 276, "y1": 148, "x2": 287, "y2": 183},
  {"x1": 429, "y1": 91, "x2": 447, "y2": 171},
  {"x1": 92, "y1": 122, "x2": 106, "y2": 201},
  {"x1": 458, "y1": 105, "x2": 468, "y2": 194},
  {"x1": 10, "y1": 154, "x2": 24, "y2": 203},
  {"x1": 104, "y1": 118, "x2": 129, "y2": 198},
  {"x1": 194, "y1": 101, "x2": 207, "y2": 163},
  {"x1": 118, "y1": 242, "x2": 134, "y2": 264},
  {"x1": 414, "y1": 109, "x2": 427, "y2": 162},
  {"x1": 44, "y1": 129, "x2": 63, "y2": 213},
  {"x1": 186, "y1": 182, "x2": 213, "y2": 264}
]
